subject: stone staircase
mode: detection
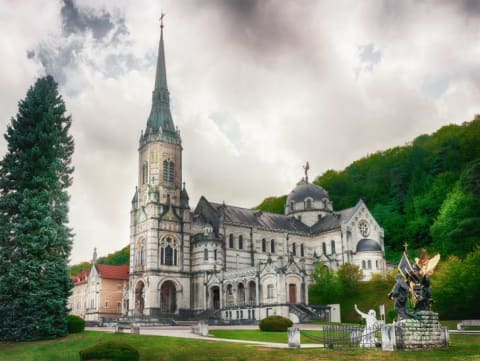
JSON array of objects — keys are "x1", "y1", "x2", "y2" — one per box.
[{"x1": 289, "y1": 303, "x2": 323, "y2": 322}]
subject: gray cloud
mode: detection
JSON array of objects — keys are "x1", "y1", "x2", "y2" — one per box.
[
  {"x1": 1, "y1": 1, "x2": 480, "y2": 264},
  {"x1": 29, "y1": 0, "x2": 133, "y2": 90}
]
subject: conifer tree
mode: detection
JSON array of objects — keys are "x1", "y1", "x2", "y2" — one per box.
[{"x1": 0, "y1": 76, "x2": 74, "y2": 341}]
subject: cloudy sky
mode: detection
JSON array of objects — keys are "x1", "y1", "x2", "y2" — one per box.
[{"x1": 1, "y1": 0, "x2": 479, "y2": 264}]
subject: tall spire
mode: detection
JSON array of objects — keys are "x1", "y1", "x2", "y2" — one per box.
[{"x1": 144, "y1": 14, "x2": 177, "y2": 141}]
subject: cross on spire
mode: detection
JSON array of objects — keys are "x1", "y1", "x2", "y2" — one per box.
[{"x1": 160, "y1": 13, "x2": 165, "y2": 29}]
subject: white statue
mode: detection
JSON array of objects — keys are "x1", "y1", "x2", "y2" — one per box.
[{"x1": 354, "y1": 304, "x2": 379, "y2": 347}]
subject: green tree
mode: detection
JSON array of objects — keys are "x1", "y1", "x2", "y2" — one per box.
[
  {"x1": 309, "y1": 263, "x2": 343, "y2": 304},
  {"x1": 0, "y1": 76, "x2": 74, "y2": 341},
  {"x1": 431, "y1": 160, "x2": 480, "y2": 258},
  {"x1": 432, "y1": 247, "x2": 480, "y2": 319},
  {"x1": 337, "y1": 263, "x2": 363, "y2": 296}
]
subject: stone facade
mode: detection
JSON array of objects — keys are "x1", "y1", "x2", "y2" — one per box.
[{"x1": 126, "y1": 25, "x2": 387, "y2": 322}]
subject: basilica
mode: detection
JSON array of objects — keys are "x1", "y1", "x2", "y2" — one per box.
[{"x1": 126, "y1": 24, "x2": 386, "y2": 323}]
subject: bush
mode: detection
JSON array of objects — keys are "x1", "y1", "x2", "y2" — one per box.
[
  {"x1": 259, "y1": 316, "x2": 293, "y2": 332},
  {"x1": 67, "y1": 314, "x2": 85, "y2": 333},
  {"x1": 79, "y1": 341, "x2": 139, "y2": 361}
]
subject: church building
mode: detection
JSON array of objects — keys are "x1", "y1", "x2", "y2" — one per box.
[{"x1": 126, "y1": 23, "x2": 386, "y2": 322}]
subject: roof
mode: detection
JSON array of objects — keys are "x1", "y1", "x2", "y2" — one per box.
[
  {"x1": 209, "y1": 202, "x2": 311, "y2": 234},
  {"x1": 286, "y1": 181, "x2": 329, "y2": 204},
  {"x1": 143, "y1": 24, "x2": 179, "y2": 144},
  {"x1": 71, "y1": 269, "x2": 90, "y2": 285},
  {"x1": 310, "y1": 207, "x2": 355, "y2": 233},
  {"x1": 95, "y1": 264, "x2": 129, "y2": 280},
  {"x1": 356, "y1": 239, "x2": 382, "y2": 252}
]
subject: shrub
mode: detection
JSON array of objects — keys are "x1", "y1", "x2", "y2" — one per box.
[
  {"x1": 259, "y1": 315, "x2": 293, "y2": 332},
  {"x1": 79, "y1": 341, "x2": 139, "y2": 361},
  {"x1": 67, "y1": 314, "x2": 85, "y2": 333}
]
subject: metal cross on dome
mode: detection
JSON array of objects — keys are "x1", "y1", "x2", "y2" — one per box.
[{"x1": 303, "y1": 161, "x2": 310, "y2": 183}]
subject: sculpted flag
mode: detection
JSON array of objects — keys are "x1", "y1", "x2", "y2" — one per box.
[{"x1": 398, "y1": 252, "x2": 420, "y2": 283}]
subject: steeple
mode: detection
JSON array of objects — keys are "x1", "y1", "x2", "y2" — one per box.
[{"x1": 144, "y1": 15, "x2": 177, "y2": 142}]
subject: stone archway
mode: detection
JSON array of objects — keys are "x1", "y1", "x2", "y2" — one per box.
[
  {"x1": 160, "y1": 280, "x2": 176, "y2": 313},
  {"x1": 237, "y1": 283, "x2": 245, "y2": 306},
  {"x1": 211, "y1": 286, "x2": 220, "y2": 310},
  {"x1": 135, "y1": 281, "x2": 145, "y2": 316},
  {"x1": 248, "y1": 281, "x2": 256, "y2": 305}
]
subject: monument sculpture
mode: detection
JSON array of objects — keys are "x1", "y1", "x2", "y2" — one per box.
[
  {"x1": 382, "y1": 244, "x2": 448, "y2": 350},
  {"x1": 354, "y1": 304, "x2": 379, "y2": 347}
]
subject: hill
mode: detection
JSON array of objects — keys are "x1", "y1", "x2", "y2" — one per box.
[
  {"x1": 257, "y1": 116, "x2": 480, "y2": 262},
  {"x1": 69, "y1": 245, "x2": 129, "y2": 276}
]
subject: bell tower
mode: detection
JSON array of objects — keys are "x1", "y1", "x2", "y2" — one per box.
[{"x1": 128, "y1": 17, "x2": 191, "y2": 318}]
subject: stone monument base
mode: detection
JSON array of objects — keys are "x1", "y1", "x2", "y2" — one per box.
[{"x1": 394, "y1": 311, "x2": 448, "y2": 350}]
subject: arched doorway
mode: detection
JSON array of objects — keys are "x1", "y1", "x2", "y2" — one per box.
[
  {"x1": 226, "y1": 284, "x2": 234, "y2": 306},
  {"x1": 289, "y1": 284, "x2": 297, "y2": 304},
  {"x1": 248, "y1": 281, "x2": 256, "y2": 305},
  {"x1": 211, "y1": 286, "x2": 220, "y2": 309},
  {"x1": 237, "y1": 283, "x2": 245, "y2": 306},
  {"x1": 160, "y1": 281, "x2": 176, "y2": 313},
  {"x1": 135, "y1": 281, "x2": 145, "y2": 315}
]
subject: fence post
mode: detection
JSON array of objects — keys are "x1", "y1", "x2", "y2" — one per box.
[{"x1": 288, "y1": 327, "x2": 301, "y2": 348}]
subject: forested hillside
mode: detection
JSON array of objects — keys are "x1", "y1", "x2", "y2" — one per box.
[
  {"x1": 257, "y1": 116, "x2": 480, "y2": 262},
  {"x1": 69, "y1": 245, "x2": 129, "y2": 276}
]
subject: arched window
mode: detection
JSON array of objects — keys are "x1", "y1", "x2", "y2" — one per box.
[
  {"x1": 362, "y1": 260, "x2": 366, "y2": 269},
  {"x1": 367, "y1": 260, "x2": 372, "y2": 269},
  {"x1": 300, "y1": 243, "x2": 304, "y2": 257},
  {"x1": 136, "y1": 238, "x2": 145, "y2": 266},
  {"x1": 159, "y1": 237, "x2": 178, "y2": 266},
  {"x1": 163, "y1": 160, "x2": 175, "y2": 184},
  {"x1": 214, "y1": 249, "x2": 217, "y2": 260},
  {"x1": 238, "y1": 235, "x2": 243, "y2": 249},
  {"x1": 305, "y1": 199, "x2": 312, "y2": 210},
  {"x1": 142, "y1": 161, "x2": 148, "y2": 184},
  {"x1": 290, "y1": 201, "x2": 294, "y2": 212},
  {"x1": 271, "y1": 239, "x2": 275, "y2": 254},
  {"x1": 292, "y1": 242, "x2": 296, "y2": 256},
  {"x1": 262, "y1": 238, "x2": 266, "y2": 252},
  {"x1": 204, "y1": 248, "x2": 208, "y2": 261},
  {"x1": 331, "y1": 240, "x2": 335, "y2": 254},
  {"x1": 229, "y1": 234, "x2": 234, "y2": 248},
  {"x1": 375, "y1": 260, "x2": 379, "y2": 269},
  {"x1": 164, "y1": 245, "x2": 173, "y2": 265},
  {"x1": 322, "y1": 242, "x2": 327, "y2": 255},
  {"x1": 168, "y1": 161, "x2": 175, "y2": 183}
]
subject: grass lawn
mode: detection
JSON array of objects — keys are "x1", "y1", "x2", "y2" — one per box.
[
  {"x1": 0, "y1": 331, "x2": 479, "y2": 361},
  {"x1": 209, "y1": 329, "x2": 324, "y2": 344}
]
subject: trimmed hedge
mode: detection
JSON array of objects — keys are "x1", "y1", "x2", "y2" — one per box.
[
  {"x1": 79, "y1": 341, "x2": 139, "y2": 361},
  {"x1": 259, "y1": 315, "x2": 293, "y2": 332},
  {"x1": 67, "y1": 314, "x2": 85, "y2": 333}
]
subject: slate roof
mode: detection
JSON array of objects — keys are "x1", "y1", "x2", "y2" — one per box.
[
  {"x1": 96, "y1": 264, "x2": 129, "y2": 280},
  {"x1": 356, "y1": 238, "x2": 382, "y2": 252},
  {"x1": 310, "y1": 207, "x2": 355, "y2": 234},
  {"x1": 193, "y1": 198, "x2": 360, "y2": 236},
  {"x1": 209, "y1": 202, "x2": 311, "y2": 234},
  {"x1": 287, "y1": 182, "x2": 329, "y2": 203}
]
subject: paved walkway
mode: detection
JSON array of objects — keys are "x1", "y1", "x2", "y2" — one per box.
[{"x1": 85, "y1": 324, "x2": 324, "y2": 349}]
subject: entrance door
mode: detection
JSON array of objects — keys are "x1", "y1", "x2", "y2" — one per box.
[
  {"x1": 160, "y1": 281, "x2": 176, "y2": 313},
  {"x1": 289, "y1": 284, "x2": 297, "y2": 304}
]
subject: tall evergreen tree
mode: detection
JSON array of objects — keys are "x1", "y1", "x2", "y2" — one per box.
[{"x1": 0, "y1": 76, "x2": 74, "y2": 341}]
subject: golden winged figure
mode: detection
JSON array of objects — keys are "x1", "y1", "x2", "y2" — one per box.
[{"x1": 415, "y1": 248, "x2": 441, "y2": 277}]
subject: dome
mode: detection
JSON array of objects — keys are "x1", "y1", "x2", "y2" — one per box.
[
  {"x1": 286, "y1": 181, "x2": 329, "y2": 204},
  {"x1": 356, "y1": 239, "x2": 382, "y2": 253}
]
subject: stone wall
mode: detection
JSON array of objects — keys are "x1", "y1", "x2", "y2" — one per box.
[{"x1": 395, "y1": 311, "x2": 448, "y2": 349}]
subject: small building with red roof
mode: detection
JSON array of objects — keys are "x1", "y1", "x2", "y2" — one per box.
[{"x1": 69, "y1": 249, "x2": 129, "y2": 323}]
